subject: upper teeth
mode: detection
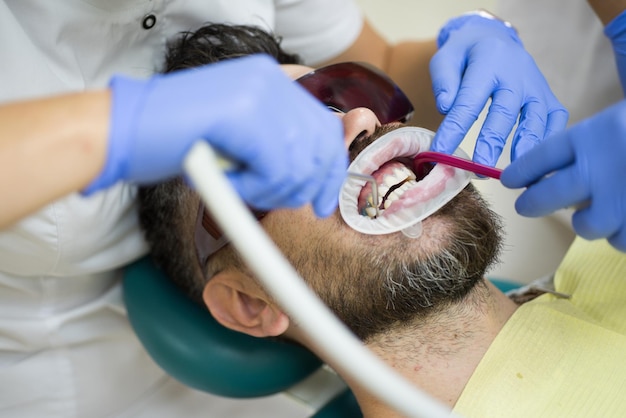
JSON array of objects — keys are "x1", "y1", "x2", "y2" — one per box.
[{"x1": 362, "y1": 165, "x2": 417, "y2": 218}]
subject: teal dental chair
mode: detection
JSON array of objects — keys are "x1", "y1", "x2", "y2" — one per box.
[
  {"x1": 124, "y1": 256, "x2": 521, "y2": 417},
  {"x1": 123, "y1": 256, "x2": 362, "y2": 417}
]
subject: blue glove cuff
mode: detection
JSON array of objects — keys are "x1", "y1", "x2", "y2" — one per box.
[
  {"x1": 604, "y1": 10, "x2": 626, "y2": 94},
  {"x1": 437, "y1": 10, "x2": 520, "y2": 48},
  {"x1": 605, "y1": 9, "x2": 626, "y2": 50},
  {"x1": 83, "y1": 75, "x2": 148, "y2": 195}
]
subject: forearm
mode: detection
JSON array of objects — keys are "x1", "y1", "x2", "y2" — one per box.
[
  {"x1": 384, "y1": 39, "x2": 443, "y2": 131},
  {"x1": 0, "y1": 91, "x2": 109, "y2": 228},
  {"x1": 321, "y1": 20, "x2": 443, "y2": 131},
  {"x1": 588, "y1": 0, "x2": 626, "y2": 25}
]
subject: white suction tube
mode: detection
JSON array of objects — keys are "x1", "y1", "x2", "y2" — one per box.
[{"x1": 184, "y1": 141, "x2": 457, "y2": 418}]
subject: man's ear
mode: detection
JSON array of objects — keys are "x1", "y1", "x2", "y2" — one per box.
[{"x1": 202, "y1": 270, "x2": 290, "y2": 338}]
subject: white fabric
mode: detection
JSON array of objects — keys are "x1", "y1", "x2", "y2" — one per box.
[
  {"x1": 496, "y1": 0, "x2": 623, "y2": 125},
  {"x1": 0, "y1": 0, "x2": 362, "y2": 416}
]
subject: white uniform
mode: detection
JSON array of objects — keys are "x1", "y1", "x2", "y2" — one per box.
[
  {"x1": 0, "y1": 1, "x2": 362, "y2": 417},
  {"x1": 496, "y1": 0, "x2": 623, "y2": 124}
]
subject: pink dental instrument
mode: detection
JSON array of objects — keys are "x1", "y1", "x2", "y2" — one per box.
[
  {"x1": 413, "y1": 151, "x2": 502, "y2": 180},
  {"x1": 346, "y1": 152, "x2": 500, "y2": 219}
]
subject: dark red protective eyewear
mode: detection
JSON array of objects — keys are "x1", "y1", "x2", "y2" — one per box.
[
  {"x1": 195, "y1": 61, "x2": 415, "y2": 268},
  {"x1": 295, "y1": 62, "x2": 414, "y2": 124}
]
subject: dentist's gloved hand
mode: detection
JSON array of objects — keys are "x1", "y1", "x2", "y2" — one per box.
[
  {"x1": 605, "y1": 9, "x2": 626, "y2": 94},
  {"x1": 501, "y1": 100, "x2": 626, "y2": 252},
  {"x1": 84, "y1": 54, "x2": 346, "y2": 217},
  {"x1": 430, "y1": 11, "x2": 569, "y2": 167}
]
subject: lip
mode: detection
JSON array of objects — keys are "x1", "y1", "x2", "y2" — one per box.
[{"x1": 339, "y1": 127, "x2": 472, "y2": 235}]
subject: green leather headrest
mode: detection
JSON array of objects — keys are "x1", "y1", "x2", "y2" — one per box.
[{"x1": 123, "y1": 256, "x2": 323, "y2": 398}]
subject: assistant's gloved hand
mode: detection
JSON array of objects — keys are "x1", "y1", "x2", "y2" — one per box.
[
  {"x1": 430, "y1": 11, "x2": 569, "y2": 167},
  {"x1": 84, "y1": 54, "x2": 346, "y2": 217},
  {"x1": 501, "y1": 99, "x2": 626, "y2": 252},
  {"x1": 605, "y1": 9, "x2": 626, "y2": 94}
]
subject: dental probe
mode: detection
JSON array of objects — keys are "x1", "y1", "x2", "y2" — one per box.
[
  {"x1": 346, "y1": 172, "x2": 380, "y2": 217},
  {"x1": 184, "y1": 141, "x2": 457, "y2": 418}
]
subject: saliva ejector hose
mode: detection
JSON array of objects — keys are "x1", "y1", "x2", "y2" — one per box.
[{"x1": 183, "y1": 141, "x2": 458, "y2": 418}]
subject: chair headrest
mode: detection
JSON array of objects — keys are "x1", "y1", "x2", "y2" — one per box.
[{"x1": 123, "y1": 256, "x2": 323, "y2": 398}]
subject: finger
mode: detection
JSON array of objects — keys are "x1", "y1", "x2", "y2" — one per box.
[
  {"x1": 245, "y1": 157, "x2": 323, "y2": 210},
  {"x1": 308, "y1": 125, "x2": 348, "y2": 217},
  {"x1": 544, "y1": 106, "x2": 569, "y2": 139},
  {"x1": 240, "y1": 178, "x2": 314, "y2": 213},
  {"x1": 513, "y1": 164, "x2": 589, "y2": 217},
  {"x1": 429, "y1": 48, "x2": 465, "y2": 113},
  {"x1": 572, "y1": 192, "x2": 621, "y2": 240},
  {"x1": 225, "y1": 173, "x2": 276, "y2": 210},
  {"x1": 312, "y1": 154, "x2": 348, "y2": 218},
  {"x1": 510, "y1": 100, "x2": 546, "y2": 161},
  {"x1": 473, "y1": 88, "x2": 523, "y2": 166},
  {"x1": 608, "y1": 227, "x2": 626, "y2": 252},
  {"x1": 432, "y1": 71, "x2": 494, "y2": 155},
  {"x1": 269, "y1": 149, "x2": 329, "y2": 209},
  {"x1": 226, "y1": 140, "x2": 303, "y2": 209},
  {"x1": 500, "y1": 130, "x2": 575, "y2": 188}
]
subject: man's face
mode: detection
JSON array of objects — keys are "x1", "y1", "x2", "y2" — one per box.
[{"x1": 223, "y1": 65, "x2": 502, "y2": 341}]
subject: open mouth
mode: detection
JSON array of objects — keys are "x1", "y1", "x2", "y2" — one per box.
[
  {"x1": 339, "y1": 127, "x2": 472, "y2": 236},
  {"x1": 358, "y1": 157, "x2": 432, "y2": 218}
]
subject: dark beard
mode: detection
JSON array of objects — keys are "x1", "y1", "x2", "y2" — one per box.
[{"x1": 301, "y1": 184, "x2": 503, "y2": 341}]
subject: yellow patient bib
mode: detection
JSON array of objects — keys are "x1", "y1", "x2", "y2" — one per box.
[{"x1": 454, "y1": 238, "x2": 626, "y2": 418}]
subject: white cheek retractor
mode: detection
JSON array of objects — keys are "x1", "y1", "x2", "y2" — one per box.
[{"x1": 339, "y1": 127, "x2": 472, "y2": 237}]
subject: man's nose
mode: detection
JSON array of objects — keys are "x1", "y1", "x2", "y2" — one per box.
[{"x1": 340, "y1": 107, "x2": 380, "y2": 150}]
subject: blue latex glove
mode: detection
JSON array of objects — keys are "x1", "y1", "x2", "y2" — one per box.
[
  {"x1": 430, "y1": 12, "x2": 569, "y2": 167},
  {"x1": 501, "y1": 100, "x2": 626, "y2": 252},
  {"x1": 605, "y1": 9, "x2": 626, "y2": 94},
  {"x1": 84, "y1": 54, "x2": 346, "y2": 217}
]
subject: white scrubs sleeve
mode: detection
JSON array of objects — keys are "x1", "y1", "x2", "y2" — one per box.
[
  {"x1": 496, "y1": 0, "x2": 622, "y2": 124},
  {"x1": 274, "y1": 0, "x2": 364, "y2": 65}
]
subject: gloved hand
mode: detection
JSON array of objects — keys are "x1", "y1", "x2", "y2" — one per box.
[
  {"x1": 84, "y1": 54, "x2": 346, "y2": 217},
  {"x1": 605, "y1": 9, "x2": 626, "y2": 94},
  {"x1": 501, "y1": 99, "x2": 626, "y2": 252},
  {"x1": 430, "y1": 11, "x2": 569, "y2": 167}
]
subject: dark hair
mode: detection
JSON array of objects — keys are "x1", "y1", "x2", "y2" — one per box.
[
  {"x1": 162, "y1": 23, "x2": 300, "y2": 72},
  {"x1": 138, "y1": 24, "x2": 301, "y2": 302}
]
